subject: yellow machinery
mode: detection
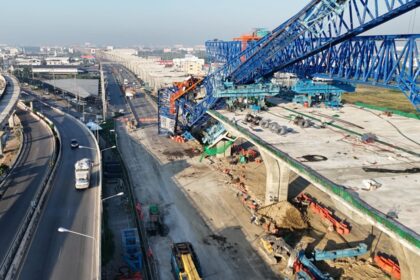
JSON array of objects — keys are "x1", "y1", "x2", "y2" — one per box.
[{"x1": 171, "y1": 242, "x2": 202, "y2": 280}]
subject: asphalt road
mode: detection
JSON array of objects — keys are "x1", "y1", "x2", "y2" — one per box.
[
  {"x1": 18, "y1": 101, "x2": 100, "y2": 280},
  {"x1": 104, "y1": 64, "x2": 148, "y2": 123},
  {"x1": 0, "y1": 108, "x2": 55, "y2": 269},
  {"x1": 113, "y1": 65, "x2": 277, "y2": 279},
  {"x1": 103, "y1": 64, "x2": 127, "y2": 114}
]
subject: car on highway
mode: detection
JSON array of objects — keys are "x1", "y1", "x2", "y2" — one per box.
[{"x1": 70, "y1": 139, "x2": 79, "y2": 149}]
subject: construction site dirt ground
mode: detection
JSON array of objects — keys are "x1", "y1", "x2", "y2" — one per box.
[
  {"x1": 115, "y1": 92, "x2": 398, "y2": 279},
  {"x1": 200, "y1": 152, "x2": 392, "y2": 279},
  {"x1": 0, "y1": 128, "x2": 21, "y2": 169},
  {"x1": 116, "y1": 94, "x2": 277, "y2": 279},
  {"x1": 117, "y1": 123, "x2": 280, "y2": 279}
]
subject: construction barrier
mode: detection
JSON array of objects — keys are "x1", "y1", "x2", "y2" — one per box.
[{"x1": 374, "y1": 255, "x2": 401, "y2": 279}]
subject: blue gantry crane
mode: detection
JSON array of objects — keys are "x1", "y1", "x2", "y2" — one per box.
[
  {"x1": 312, "y1": 243, "x2": 368, "y2": 261},
  {"x1": 158, "y1": 0, "x2": 420, "y2": 135}
]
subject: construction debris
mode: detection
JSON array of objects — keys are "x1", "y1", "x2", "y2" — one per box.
[
  {"x1": 292, "y1": 115, "x2": 313, "y2": 128},
  {"x1": 328, "y1": 258, "x2": 387, "y2": 279},
  {"x1": 170, "y1": 134, "x2": 186, "y2": 143},
  {"x1": 297, "y1": 193, "x2": 350, "y2": 235},
  {"x1": 260, "y1": 234, "x2": 293, "y2": 263},
  {"x1": 257, "y1": 201, "x2": 307, "y2": 230},
  {"x1": 362, "y1": 166, "x2": 420, "y2": 174},
  {"x1": 361, "y1": 133, "x2": 378, "y2": 143},
  {"x1": 362, "y1": 179, "x2": 382, "y2": 191}
]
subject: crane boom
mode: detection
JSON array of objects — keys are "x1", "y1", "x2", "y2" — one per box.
[{"x1": 158, "y1": 0, "x2": 420, "y2": 133}]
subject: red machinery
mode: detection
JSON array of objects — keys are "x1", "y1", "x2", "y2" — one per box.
[
  {"x1": 233, "y1": 29, "x2": 265, "y2": 62},
  {"x1": 293, "y1": 260, "x2": 316, "y2": 280},
  {"x1": 374, "y1": 255, "x2": 401, "y2": 279},
  {"x1": 297, "y1": 193, "x2": 351, "y2": 235},
  {"x1": 169, "y1": 76, "x2": 203, "y2": 114}
]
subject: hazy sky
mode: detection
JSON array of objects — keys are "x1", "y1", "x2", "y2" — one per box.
[{"x1": 0, "y1": 0, "x2": 418, "y2": 46}]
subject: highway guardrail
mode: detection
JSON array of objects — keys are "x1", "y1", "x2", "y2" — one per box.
[
  {"x1": 0, "y1": 118, "x2": 24, "y2": 198},
  {"x1": 56, "y1": 107, "x2": 102, "y2": 280},
  {"x1": 29, "y1": 97, "x2": 102, "y2": 280},
  {"x1": 0, "y1": 102, "x2": 60, "y2": 279}
]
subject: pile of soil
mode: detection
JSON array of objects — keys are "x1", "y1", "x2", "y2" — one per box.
[
  {"x1": 328, "y1": 259, "x2": 386, "y2": 280},
  {"x1": 257, "y1": 201, "x2": 307, "y2": 230}
]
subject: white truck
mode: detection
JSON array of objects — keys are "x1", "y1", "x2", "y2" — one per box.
[
  {"x1": 74, "y1": 158, "x2": 92, "y2": 189},
  {"x1": 124, "y1": 87, "x2": 135, "y2": 99}
]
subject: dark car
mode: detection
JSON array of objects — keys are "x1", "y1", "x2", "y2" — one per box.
[{"x1": 70, "y1": 139, "x2": 79, "y2": 149}]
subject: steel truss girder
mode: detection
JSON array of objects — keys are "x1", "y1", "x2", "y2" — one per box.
[
  {"x1": 287, "y1": 34, "x2": 420, "y2": 110},
  {"x1": 173, "y1": 0, "x2": 420, "y2": 127},
  {"x1": 205, "y1": 41, "x2": 242, "y2": 64},
  {"x1": 205, "y1": 35, "x2": 420, "y2": 110},
  {"x1": 230, "y1": 0, "x2": 420, "y2": 84}
]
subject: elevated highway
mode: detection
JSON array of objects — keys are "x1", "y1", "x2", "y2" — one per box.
[
  {"x1": 0, "y1": 74, "x2": 20, "y2": 130},
  {"x1": 18, "y1": 98, "x2": 101, "y2": 280},
  {"x1": 0, "y1": 107, "x2": 55, "y2": 276}
]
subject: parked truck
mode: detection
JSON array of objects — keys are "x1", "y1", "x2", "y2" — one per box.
[
  {"x1": 74, "y1": 158, "x2": 92, "y2": 189},
  {"x1": 171, "y1": 242, "x2": 202, "y2": 280}
]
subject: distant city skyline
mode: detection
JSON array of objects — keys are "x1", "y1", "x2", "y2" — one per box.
[{"x1": 0, "y1": 0, "x2": 418, "y2": 47}]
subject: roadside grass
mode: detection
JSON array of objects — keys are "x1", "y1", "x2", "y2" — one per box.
[{"x1": 342, "y1": 85, "x2": 417, "y2": 114}]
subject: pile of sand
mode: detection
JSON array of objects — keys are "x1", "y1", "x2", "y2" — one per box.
[
  {"x1": 329, "y1": 259, "x2": 386, "y2": 280},
  {"x1": 257, "y1": 201, "x2": 307, "y2": 230}
]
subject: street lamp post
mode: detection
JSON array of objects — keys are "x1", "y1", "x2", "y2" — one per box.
[
  {"x1": 79, "y1": 145, "x2": 116, "y2": 153},
  {"x1": 57, "y1": 227, "x2": 94, "y2": 240},
  {"x1": 101, "y1": 192, "x2": 124, "y2": 202},
  {"x1": 57, "y1": 227, "x2": 97, "y2": 280}
]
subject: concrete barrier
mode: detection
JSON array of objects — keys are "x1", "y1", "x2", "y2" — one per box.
[
  {"x1": 1, "y1": 102, "x2": 59, "y2": 279},
  {"x1": 0, "y1": 120, "x2": 24, "y2": 198},
  {"x1": 36, "y1": 98, "x2": 102, "y2": 280}
]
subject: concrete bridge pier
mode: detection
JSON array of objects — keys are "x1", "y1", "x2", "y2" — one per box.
[
  {"x1": 260, "y1": 151, "x2": 293, "y2": 205},
  {"x1": 8, "y1": 111, "x2": 17, "y2": 128}
]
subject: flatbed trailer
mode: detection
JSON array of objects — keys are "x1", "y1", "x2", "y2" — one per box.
[{"x1": 171, "y1": 242, "x2": 202, "y2": 280}]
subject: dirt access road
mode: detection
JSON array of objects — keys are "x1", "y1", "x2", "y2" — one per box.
[{"x1": 116, "y1": 91, "x2": 278, "y2": 279}]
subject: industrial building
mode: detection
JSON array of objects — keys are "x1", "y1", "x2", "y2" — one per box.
[
  {"x1": 44, "y1": 57, "x2": 70, "y2": 65},
  {"x1": 31, "y1": 65, "x2": 86, "y2": 75},
  {"x1": 42, "y1": 78, "x2": 99, "y2": 100},
  {"x1": 173, "y1": 55, "x2": 205, "y2": 76}
]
